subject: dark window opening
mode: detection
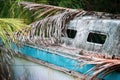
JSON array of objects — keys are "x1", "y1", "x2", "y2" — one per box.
[
  {"x1": 87, "y1": 32, "x2": 107, "y2": 44},
  {"x1": 67, "y1": 29, "x2": 77, "y2": 39}
]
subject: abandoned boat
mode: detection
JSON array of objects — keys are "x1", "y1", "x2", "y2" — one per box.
[
  {"x1": 11, "y1": 16, "x2": 120, "y2": 80},
  {"x1": 2, "y1": 2, "x2": 120, "y2": 80}
]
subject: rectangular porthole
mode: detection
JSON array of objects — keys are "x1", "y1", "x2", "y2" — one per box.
[
  {"x1": 87, "y1": 32, "x2": 107, "y2": 44},
  {"x1": 67, "y1": 29, "x2": 77, "y2": 39}
]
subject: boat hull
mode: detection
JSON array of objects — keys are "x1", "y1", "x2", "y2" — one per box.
[
  {"x1": 11, "y1": 44, "x2": 120, "y2": 80},
  {"x1": 12, "y1": 57, "x2": 80, "y2": 80}
]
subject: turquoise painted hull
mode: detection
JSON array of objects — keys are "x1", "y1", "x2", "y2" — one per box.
[{"x1": 12, "y1": 44, "x2": 120, "y2": 80}]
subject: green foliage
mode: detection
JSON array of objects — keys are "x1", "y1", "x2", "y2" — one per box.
[
  {"x1": 0, "y1": 0, "x2": 34, "y2": 24},
  {"x1": 58, "y1": 0, "x2": 83, "y2": 9},
  {"x1": 47, "y1": 0, "x2": 120, "y2": 13},
  {"x1": 81, "y1": 0, "x2": 120, "y2": 14},
  {"x1": 0, "y1": 18, "x2": 28, "y2": 80},
  {"x1": 0, "y1": 18, "x2": 27, "y2": 47},
  {"x1": 47, "y1": 0, "x2": 61, "y2": 6},
  {"x1": 47, "y1": 0, "x2": 83, "y2": 9},
  {"x1": 0, "y1": 0, "x2": 81, "y2": 24},
  {"x1": 0, "y1": 0, "x2": 119, "y2": 80},
  {"x1": 0, "y1": 0, "x2": 119, "y2": 18},
  {"x1": 0, "y1": 0, "x2": 119, "y2": 25}
]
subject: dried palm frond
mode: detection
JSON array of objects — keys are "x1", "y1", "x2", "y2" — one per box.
[
  {"x1": 17, "y1": 2, "x2": 120, "y2": 80},
  {"x1": 17, "y1": 2, "x2": 120, "y2": 46},
  {"x1": 19, "y1": 1, "x2": 120, "y2": 20},
  {"x1": 14, "y1": 10, "x2": 82, "y2": 45},
  {"x1": 87, "y1": 59, "x2": 120, "y2": 80},
  {"x1": 17, "y1": 2, "x2": 84, "y2": 45},
  {"x1": 53, "y1": 45, "x2": 120, "y2": 79},
  {"x1": 0, "y1": 47, "x2": 16, "y2": 80},
  {"x1": 19, "y1": 1, "x2": 81, "y2": 20},
  {"x1": 77, "y1": 50, "x2": 120, "y2": 80}
]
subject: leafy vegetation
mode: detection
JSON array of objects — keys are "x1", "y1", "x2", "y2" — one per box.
[
  {"x1": 0, "y1": 18, "x2": 27, "y2": 80},
  {"x1": 0, "y1": 0, "x2": 119, "y2": 22},
  {"x1": 0, "y1": 19, "x2": 27, "y2": 45},
  {"x1": 0, "y1": 0, "x2": 119, "y2": 80}
]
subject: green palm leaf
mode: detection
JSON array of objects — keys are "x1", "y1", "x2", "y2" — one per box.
[
  {"x1": 0, "y1": 18, "x2": 27, "y2": 46},
  {"x1": 0, "y1": 18, "x2": 27, "y2": 80}
]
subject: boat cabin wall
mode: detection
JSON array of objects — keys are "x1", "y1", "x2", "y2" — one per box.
[{"x1": 62, "y1": 16, "x2": 120, "y2": 56}]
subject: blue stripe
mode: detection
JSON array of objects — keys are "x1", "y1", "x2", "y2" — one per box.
[{"x1": 12, "y1": 44, "x2": 120, "y2": 80}]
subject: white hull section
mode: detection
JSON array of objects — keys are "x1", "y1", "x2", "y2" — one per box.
[{"x1": 12, "y1": 57, "x2": 79, "y2": 80}]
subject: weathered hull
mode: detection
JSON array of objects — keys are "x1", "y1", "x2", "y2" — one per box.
[
  {"x1": 11, "y1": 44, "x2": 120, "y2": 80},
  {"x1": 12, "y1": 57, "x2": 78, "y2": 80}
]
